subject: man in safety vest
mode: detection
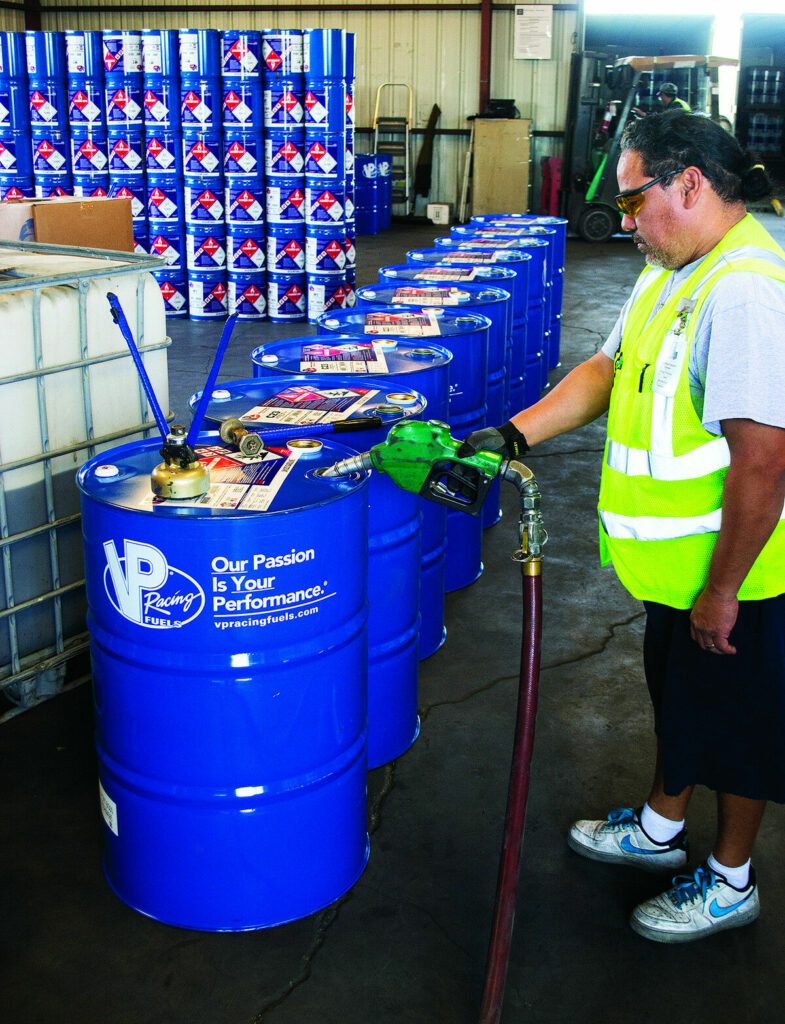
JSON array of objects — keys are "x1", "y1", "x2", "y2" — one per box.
[
  {"x1": 658, "y1": 82, "x2": 691, "y2": 112},
  {"x1": 460, "y1": 112, "x2": 785, "y2": 943}
]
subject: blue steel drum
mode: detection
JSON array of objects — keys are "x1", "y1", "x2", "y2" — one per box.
[
  {"x1": 143, "y1": 79, "x2": 181, "y2": 128},
  {"x1": 317, "y1": 308, "x2": 489, "y2": 591},
  {"x1": 104, "y1": 78, "x2": 144, "y2": 125},
  {"x1": 220, "y1": 30, "x2": 262, "y2": 78},
  {"x1": 0, "y1": 32, "x2": 27, "y2": 79},
  {"x1": 29, "y1": 78, "x2": 68, "y2": 131},
  {"x1": 147, "y1": 175, "x2": 184, "y2": 221},
  {"x1": 265, "y1": 179, "x2": 305, "y2": 223},
  {"x1": 66, "y1": 30, "x2": 103, "y2": 77},
  {"x1": 34, "y1": 177, "x2": 72, "y2": 198},
  {"x1": 31, "y1": 131, "x2": 68, "y2": 176},
  {"x1": 251, "y1": 336, "x2": 451, "y2": 659},
  {"x1": 186, "y1": 222, "x2": 227, "y2": 270},
  {"x1": 78, "y1": 431, "x2": 370, "y2": 930},
  {"x1": 72, "y1": 174, "x2": 110, "y2": 198},
  {"x1": 145, "y1": 129, "x2": 182, "y2": 176},
  {"x1": 266, "y1": 221, "x2": 305, "y2": 273},
  {"x1": 227, "y1": 224, "x2": 266, "y2": 273},
  {"x1": 226, "y1": 174, "x2": 266, "y2": 224},
  {"x1": 185, "y1": 178, "x2": 224, "y2": 222},
  {"x1": 0, "y1": 133, "x2": 32, "y2": 177},
  {"x1": 357, "y1": 282, "x2": 511, "y2": 528},
  {"x1": 306, "y1": 224, "x2": 347, "y2": 274},
  {"x1": 304, "y1": 132, "x2": 344, "y2": 180},
  {"x1": 102, "y1": 31, "x2": 142, "y2": 77},
  {"x1": 153, "y1": 270, "x2": 188, "y2": 318},
  {"x1": 142, "y1": 29, "x2": 179, "y2": 77},
  {"x1": 224, "y1": 79, "x2": 264, "y2": 128},
  {"x1": 405, "y1": 247, "x2": 532, "y2": 413},
  {"x1": 262, "y1": 78, "x2": 303, "y2": 128},
  {"x1": 25, "y1": 31, "x2": 65, "y2": 79},
  {"x1": 305, "y1": 177, "x2": 344, "y2": 225},
  {"x1": 182, "y1": 130, "x2": 222, "y2": 176},
  {"x1": 194, "y1": 378, "x2": 425, "y2": 767},
  {"x1": 180, "y1": 77, "x2": 222, "y2": 130},
  {"x1": 223, "y1": 129, "x2": 263, "y2": 176},
  {"x1": 453, "y1": 224, "x2": 561, "y2": 368},
  {"x1": 108, "y1": 176, "x2": 145, "y2": 218},
  {"x1": 70, "y1": 131, "x2": 109, "y2": 175},
  {"x1": 261, "y1": 29, "x2": 304, "y2": 77},
  {"x1": 429, "y1": 241, "x2": 545, "y2": 409},
  {"x1": 228, "y1": 272, "x2": 267, "y2": 319},
  {"x1": 267, "y1": 272, "x2": 306, "y2": 321},
  {"x1": 265, "y1": 131, "x2": 305, "y2": 177},
  {"x1": 0, "y1": 79, "x2": 29, "y2": 131},
  {"x1": 149, "y1": 224, "x2": 185, "y2": 270},
  {"x1": 307, "y1": 273, "x2": 347, "y2": 322},
  {"x1": 442, "y1": 232, "x2": 552, "y2": 386},
  {"x1": 188, "y1": 269, "x2": 228, "y2": 319},
  {"x1": 304, "y1": 29, "x2": 344, "y2": 80},
  {"x1": 179, "y1": 29, "x2": 220, "y2": 78},
  {"x1": 68, "y1": 79, "x2": 106, "y2": 128},
  {"x1": 344, "y1": 31, "x2": 356, "y2": 81},
  {"x1": 107, "y1": 128, "x2": 144, "y2": 175},
  {"x1": 304, "y1": 80, "x2": 345, "y2": 132},
  {"x1": 0, "y1": 175, "x2": 33, "y2": 199}
]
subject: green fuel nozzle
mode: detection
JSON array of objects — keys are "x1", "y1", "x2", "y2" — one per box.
[{"x1": 322, "y1": 419, "x2": 504, "y2": 516}]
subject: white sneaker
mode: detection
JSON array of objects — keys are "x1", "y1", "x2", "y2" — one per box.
[
  {"x1": 568, "y1": 806, "x2": 688, "y2": 872},
  {"x1": 630, "y1": 862, "x2": 759, "y2": 943}
]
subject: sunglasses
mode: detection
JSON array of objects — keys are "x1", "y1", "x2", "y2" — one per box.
[{"x1": 615, "y1": 168, "x2": 686, "y2": 218}]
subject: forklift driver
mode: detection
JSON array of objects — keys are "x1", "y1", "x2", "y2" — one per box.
[{"x1": 658, "y1": 82, "x2": 691, "y2": 112}]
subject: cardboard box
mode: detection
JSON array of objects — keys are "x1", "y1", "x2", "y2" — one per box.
[
  {"x1": 427, "y1": 203, "x2": 453, "y2": 225},
  {"x1": 0, "y1": 196, "x2": 134, "y2": 252}
]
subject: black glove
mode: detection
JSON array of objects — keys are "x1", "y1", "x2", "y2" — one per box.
[{"x1": 456, "y1": 421, "x2": 530, "y2": 459}]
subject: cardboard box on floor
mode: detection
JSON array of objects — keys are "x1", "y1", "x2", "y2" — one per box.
[{"x1": 0, "y1": 196, "x2": 134, "y2": 252}]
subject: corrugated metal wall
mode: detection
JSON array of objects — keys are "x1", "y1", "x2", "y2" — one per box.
[
  {"x1": 39, "y1": 1, "x2": 577, "y2": 209},
  {"x1": 0, "y1": 9, "x2": 24, "y2": 32}
]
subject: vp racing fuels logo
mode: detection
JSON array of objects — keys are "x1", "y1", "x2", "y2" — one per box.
[{"x1": 103, "y1": 539, "x2": 205, "y2": 629}]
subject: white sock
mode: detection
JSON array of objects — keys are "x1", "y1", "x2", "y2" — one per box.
[
  {"x1": 640, "y1": 801, "x2": 684, "y2": 844},
  {"x1": 708, "y1": 853, "x2": 751, "y2": 889}
]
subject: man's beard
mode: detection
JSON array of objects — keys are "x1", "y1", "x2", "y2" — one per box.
[{"x1": 633, "y1": 232, "x2": 682, "y2": 270}]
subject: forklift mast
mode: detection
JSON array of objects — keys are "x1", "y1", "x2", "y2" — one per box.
[{"x1": 561, "y1": 53, "x2": 738, "y2": 242}]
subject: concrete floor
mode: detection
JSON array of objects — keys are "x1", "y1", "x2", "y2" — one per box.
[{"x1": 4, "y1": 213, "x2": 785, "y2": 1024}]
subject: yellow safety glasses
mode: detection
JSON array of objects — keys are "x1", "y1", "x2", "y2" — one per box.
[{"x1": 615, "y1": 168, "x2": 686, "y2": 218}]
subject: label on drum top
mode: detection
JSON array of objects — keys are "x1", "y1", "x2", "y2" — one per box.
[
  {"x1": 298, "y1": 342, "x2": 389, "y2": 374},
  {"x1": 141, "y1": 446, "x2": 302, "y2": 513},
  {"x1": 240, "y1": 386, "x2": 379, "y2": 426},
  {"x1": 414, "y1": 266, "x2": 479, "y2": 281},
  {"x1": 457, "y1": 240, "x2": 517, "y2": 249},
  {"x1": 440, "y1": 251, "x2": 504, "y2": 264},
  {"x1": 363, "y1": 311, "x2": 441, "y2": 337},
  {"x1": 391, "y1": 287, "x2": 469, "y2": 306}
]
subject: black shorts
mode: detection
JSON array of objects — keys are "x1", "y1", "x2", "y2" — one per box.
[{"x1": 643, "y1": 596, "x2": 785, "y2": 802}]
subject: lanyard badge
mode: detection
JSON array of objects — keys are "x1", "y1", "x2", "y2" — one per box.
[{"x1": 651, "y1": 298, "x2": 695, "y2": 397}]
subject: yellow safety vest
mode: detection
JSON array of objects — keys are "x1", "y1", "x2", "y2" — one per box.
[{"x1": 598, "y1": 213, "x2": 785, "y2": 608}]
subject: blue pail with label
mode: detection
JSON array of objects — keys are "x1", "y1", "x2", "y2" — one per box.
[
  {"x1": 186, "y1": 222, "x2": 227, "y2": 270},
  {"x1": 267, "y1": 272, "x2": 306, "y2": 321},
  {"x1": 188, "y1": 268, "x2": 228, "y2": 319},
  {"x1": 225, "y1": 174, "x2": 265, "y2": 225},
  {"x1": 228, "y1": 271, "x2": 267, "y2": 319},
  {"x1": 261, "y1": 30, "x2": 303, "y2": 76},
  {"x1": 267, "y1": 222, "x2": 305, "y2": 273}
]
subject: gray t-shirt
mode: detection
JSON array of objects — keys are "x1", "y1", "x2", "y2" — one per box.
[{"x1": 602, "y1": 259, "x2": 785, "y2": 436}]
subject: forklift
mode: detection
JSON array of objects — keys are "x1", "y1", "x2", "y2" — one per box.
[{"x1": 562, "y1": 53, "x2": 738, "y2": 242}]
